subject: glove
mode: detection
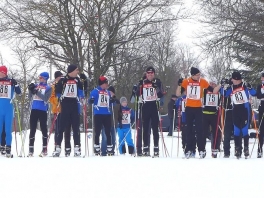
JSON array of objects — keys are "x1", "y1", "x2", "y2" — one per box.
[
  {"x1": 152, "y1": 81, "x2": 158, "y2": 88},
  {"x1": 79, "y1": 73, "x2": 87, "y2": 81},
  {"x1": 178, "y1": 78, "x2": 183, "y2": 86},
  {"x1": 89, "y1": 98, "x2": 95, "y2": 104},
  {"x1": 11, "y1": 79, "x2": 17, "y2": 86},
  {"x1": 28, "y1": 83, "x2": 36, "y2": 91},
  {"x1": 132, "y1": 85, "x2": 137, "y2": 94},
  {"x1": 220, "y1": 78, "x2": 228, "y2": 86},
  {"x1": 245, "y1": 82, "x2": 252, "y2": 89},
  {"x1": 110, "y1": 97, "x2": 115, "y2": 103},
  {"x1": 31, "y1": 89, "x2": 38, "y2": 95}
]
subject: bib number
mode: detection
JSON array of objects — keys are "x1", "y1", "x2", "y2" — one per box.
[
  {"x1": 62, "y1": 81, "x2": 77, "y2": 98},
  {"x1": 122, "y1": 111, "x2": 131, "y2": 124},
  {"x1": 205, "y1": 93, "x2": 218, "y2": 106},
  {"x1": 187, "y1": 85, "x2": 200, "y2": 100},
  {"x1": 97, "y1": 92, "x2": 109, "y2": 107},
  {"x1": 231, "y1": 88, "x2": 248, "y2": 104},
  {"x1": 142, "y1": 84, "x2": 157, "y2": 101},
  {"x1": 0, "y1": 81, "x2": 11, "y2": 99}
]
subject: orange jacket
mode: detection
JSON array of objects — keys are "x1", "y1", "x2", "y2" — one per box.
[{"x1": 49, "y1": 83, "x2": 61, "y2": 114}]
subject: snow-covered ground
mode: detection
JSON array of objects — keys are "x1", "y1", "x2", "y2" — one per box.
[{"x1": 1, "y1": 130, "x2": 264, "y2": 198}]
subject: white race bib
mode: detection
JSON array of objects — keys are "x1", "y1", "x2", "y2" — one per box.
[
  {"x1": 122, "y1": 110, "x2": 131, "y2": 124},
  {"x1": 0, "y1": 81, "x2": 11, "y2": 99},
  {"x1": 205, "y1": 92, "x2": 218, "y2": 107},
  {"x1": 231, "y1": 87, "x2": 248, "y2": 104},
  {"x1": 181, "y1": 98, "x2": 186, "y2": 112},
  {"x1": 33, "y1": 85, "x2": 46, "y2": 101},
  {"x1": 62, "y1": 80, "x2": 77, "y2": 98},
  {"x1": 186, "y1": 83, "x2": 201, "y2": 100},
  {"x1": 97, "y1": 91, "x2": 109, "y2": 107},
  {"x1": 142, "y1": 84, "x2": 157, "y2": 101}
]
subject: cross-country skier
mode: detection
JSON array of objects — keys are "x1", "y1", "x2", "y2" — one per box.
[
  {"x1": 89, "y1": 76, "x2": 115, "y2": 156},
  {"x1": 256, "y1": 72, "x2": 264, "y2": 158},
  {"x1": 136, "y1": 66, "x2": 164, "y2": 157},
  {"x1": 176, "y1": 67, "x2": 221, "y2": 159},
  {"x1": 53, "y1": 65, "x2": 87, "y2": 157},
  {"x1": 202, "y1": 80, "x2": 221, "y2": 158},
  {"x1": 27, "y1": 72, "x2": 51, "y2": 157},
  {"x1": 117, "y1": 96, "x2": 135, "y2": 155},
  {"x1": 0, "y1": 65, "x2": 21, "y2": 157},
  {"x1": 221, "y1": 71, "x2": 256, "y2": 159}
]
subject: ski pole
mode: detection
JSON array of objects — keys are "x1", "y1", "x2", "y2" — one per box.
[
  {"x1": 177, "y1": 104, "x2": 181, "y2": 158},
  {"x1": 111, "y1": 103, "x2": 118, "y2": 156},
  {"x1": 13, "y1": 117, "x2": 18, "y2": 156},
  {"x1": 250, "y1": 112, "x2": 263, "y2": 157},
  {"x1": 171, "y1": 109, "x2": 175, "y2": 157}
]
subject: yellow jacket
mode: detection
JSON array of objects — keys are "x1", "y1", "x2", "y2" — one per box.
[{"x1": 49, "y1": 83, "x2": 61, "y2": 114}]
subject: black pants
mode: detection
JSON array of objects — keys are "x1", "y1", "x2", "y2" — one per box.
[
  {"x1": 185, "y1": 107, "x2": 204, "y2": 152},
  {"x1": 223, "y1": 110, "x2": 233, "y2": 155},
  {"x1": 94, "y1": 114, "x2": 112, "y2": 145},
  {"x1": 135, "y1": 103, "x2": 143, "y2": 154},
  {"x1": 258, "y1": 105, "x2": 264, "y2": 152},
  {"x1": 142, "y1": 102, "x2": 159, "y2": 148},
  {"x1": 203, "y1": 113, "x2": 221, "y2": 150},
  {"x1": 54, "y1": 113, "x2": 71, "y2": 150},
  {"x1": 57, "y1": 101, "x2": 80, "y2": 146},
  {"x1": 29, "y1": 109, "x2": 48, "y2": 147},
  {"x1": 1, "y1": 124, "x2": 5, "y2": 146}
]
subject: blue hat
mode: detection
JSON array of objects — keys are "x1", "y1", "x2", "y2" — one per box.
[{"x1": 39, "y1": 72, "x2": 49, "y2": 81}]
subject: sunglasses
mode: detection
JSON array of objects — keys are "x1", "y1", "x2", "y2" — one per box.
[{"x1": 147, "y1": 72, "x2": 154, "y2": 74}]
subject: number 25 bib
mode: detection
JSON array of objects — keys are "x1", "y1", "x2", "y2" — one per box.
[{"x1": 0, "y1": 81, "x2": 11, "y2": 99}]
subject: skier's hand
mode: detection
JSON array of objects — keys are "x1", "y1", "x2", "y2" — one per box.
[
  {"x1": 220, "y1": 78, "x2": 228, "y2": 86},
  {"x1": 79, "y1": 73, "x2": 87, "y2": 81},
  {"x1": 110, "y1": 97, "x2": 116, "y2": 103},
  {"x1": 11, "y1": 79, "x2": 18, "y2": 86},
  {"x1": 132, "y1": 85, "x2": 137, "y2": 94},
  {"x1": 89, "y1": 98, "x2": 95, "y2": 104},
  {"x1": 31, "y1": 89, "x2": 38, "y2": 95},
  {"x1": 178, "y1": 78, "x2": 183, "y2": 86},
  {"x1": 28, "y1": 83, "x2": 36, "y2": 91},
  {"x1": 152, "y1": 80, "x2": 158, "y2": 88}
]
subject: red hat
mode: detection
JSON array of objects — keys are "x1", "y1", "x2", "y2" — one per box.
[
  {"x1": 98, "y1": 76, "x2": 108, "y2": 85},
  {"x1": 0, "y1": 66, "x2": 7, "y2": 75}
]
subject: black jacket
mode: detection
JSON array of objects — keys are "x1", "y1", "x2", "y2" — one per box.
[{"x1": 168, "y1": 99, "x2": 176, "y2": 119}]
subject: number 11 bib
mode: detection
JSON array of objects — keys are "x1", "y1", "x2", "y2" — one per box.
[{"x1": 187, "y1": 82, "x2": 201, "y2": 100}]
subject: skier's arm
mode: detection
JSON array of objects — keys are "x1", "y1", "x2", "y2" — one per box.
[
  {"x1": 256, "y1": 85, "x2": 264, "y2": 99},
  {"x1": 35, "y1": 86, "x2": 52, "y2": 102}
]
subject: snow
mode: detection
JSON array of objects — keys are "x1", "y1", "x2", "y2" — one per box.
[{"x1": 1, "y1": 130, "x2": 264, "y2": 198}]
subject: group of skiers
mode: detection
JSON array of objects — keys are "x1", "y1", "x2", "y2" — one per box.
[{"x1": 0, "y1": 64, "x2": 263, "y2": 159}]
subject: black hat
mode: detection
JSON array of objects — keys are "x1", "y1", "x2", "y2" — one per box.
[
  {"x1": 232, "y1": 71, "x2": 242, "y2": 80},
  {"x1": 261, "y1": 72, "x2": 264, "y2": 77},
  {"x1": 98, "y1": 76, "x2": 108, "y2": 85},
  {"x1": 146, "y1": 66, "x2": 155, "y2": 73},
  {"x1": 171, "y1": 94, "x2": 177, "y2": 98},
  {"x1": 54, "y1": 71, "x2": 63, "y2": 79},
  {"x1": 108, "y1": 86, "x2": 115, "y2": 94},
  {"x1": 67, "y1": 64, "x2": 78, "y2": 73},
  {"x1": 190, "y1": 67, "x2": 200, "y2": 75}
]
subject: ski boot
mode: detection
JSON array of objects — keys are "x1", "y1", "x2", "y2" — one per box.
[
  {"x1": 52, "y1": 145, "x2": 61, "y2": 157},
  {"x1": 94, "y1": 144, "x2": 101, "y2": 156},
  {"x1": 153, "y1": 146, "x2": 159, "y2": 158},
  {"x1": 142, "y1": 146, "x2": 150, "y2": 157},
  {"x1": 199, "y1": 150, "x2": 206, "y2": 159},
  {"x1": 0, "y1": 146, "x2": 6, "y2": 155},
  {"x1": 74, "y1": 145, "x2": 81, "y2": 157},
  {"x1": 234, "y1": 147, "x2": 241, "y2": 159},
  {"x1": 244, "y1": 147, "x2": 249, "y2": 159},
  {"x1": 65, "y1": 148, "x2": 71, "y2": 157},
  {"x1": 211, "y1": 149, "x2": 218, "y2": 158},
  {"x1": 257, "y1": 152, "x2": 263, "y2": 158},
  {"x1": 190, "y1": 151, "x2": 196, "y2": 158},
  {"x1": 39, "y1": 146, "x2": 48, "y2": 157},
  {"x1": 223, "y1": 154, "x2": 230, "y2": 158},
  {"x1": 5, "y1": 146, "x2": 13, "y2": 158},
  {"x1": 27, "y1": 146, "x2": 34, "y2": 157},
  {"x1": 185, "y1": 150, "x2": 192, "y2": 159},
  {"x1": 137, "y1": 151, "x2": 143, "y2": 157},
  {"x1": 107, "y1": 145, "x2": 114, "y2": 156}
]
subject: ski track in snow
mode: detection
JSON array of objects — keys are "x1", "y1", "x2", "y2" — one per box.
[{"x1": 0, "y1": 130, "x2": 263, "y2": 198}]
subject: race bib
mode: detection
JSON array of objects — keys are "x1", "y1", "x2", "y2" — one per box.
[
  {"x1": 62, "y1": 80, "x2": 77, "y2": 98},
  {"x1": 142, "y1": 84, "x2": 157, "y2": 101},
  {"x1": 186, "y1": 82, "x2": 201, "y2": 100},
  {"x1": 97, "y1": 91, "x2": 109, "y2": 107},
  {"x1": 181, "y1": 98, "x2": 186, "y2": 112},
  {"x1": 0, "y1": 81, "x2": 11, "y2": 99},
  {"x1": 33, "y1": 85, "x2": 46, "y2": 101},
  {"x1": 122, "y1": 110, "x2": 131, "y2": 124},
  {"x1": 231, "y1": 87, "x2": 248, "y2": 104},
  {"x1": 205, "y1": 92, "x2": 218, "y2": 107}
]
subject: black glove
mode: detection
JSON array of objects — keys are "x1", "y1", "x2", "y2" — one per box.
[
  {"x1": 31, "y1": 89, "x2": 38, "y2": 95},
  {"x1": 152, "y1": 81, "x2": 158, "y2": 88},
  {"x1": 89, "y1": 98, "x2": 95, "y2": 104},
  {"x1": 11, "y1": 79, "x2": 17, "y2": 86},
  {"x1": 245, "y1": 82, "x2": 252, "y2": 89},
  {"x1": 28, "y1": 83, "x2": 36, "y2": 91},
  {"x1": 79, "y1": 73, "x2": 87, "y2": 81},
  {"x1": 110, "y1": 97, "x2": 115, "y2": 103},
  {"x1": 220, "y1": 78, "x2": 228, "y2": 86},
  {"x1": 178, "y1": 78, "x2": 183, "y2": 86},
  {"x1": 132, "y1": 85, "x2": 137, "y2": 94}
]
